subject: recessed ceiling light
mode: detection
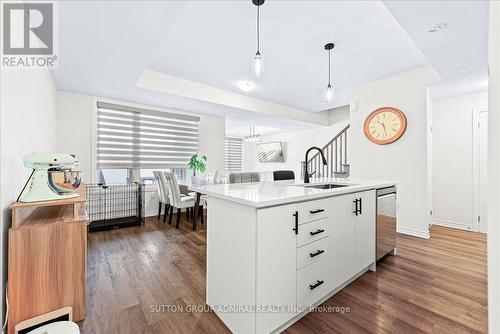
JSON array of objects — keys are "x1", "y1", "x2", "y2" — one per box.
[
  {"x1": 451, "y1": 67, "x2": 465, "y2": 73},
  {"x1": 238, "y1": 81, "x2": 256, "y2": 93},
  {"x1": 427, "y1": 23, "x2": 447, "y2": 33}
]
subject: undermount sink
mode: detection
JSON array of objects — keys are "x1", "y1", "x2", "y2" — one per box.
[{"x1": 300, "y1": 183, "x2": 352, "y2": 189}]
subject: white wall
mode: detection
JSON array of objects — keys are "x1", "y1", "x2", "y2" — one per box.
[
  {"x1": 55, "y1": 91, "x2": 226, "y2": 216},
  {"x1": 350, "y1": 66, "x2": 441, "y2": 238},
  {"x1": 242, "y1": 108, "x2": 349, "y2": 179},
  {"x1": 432, "y1": 91, "x2": 488, "y2": 230},
  {"x1": 0, "y1": 69, "x2": 57, "y2": 325},
  {"x1": 198, "y1": 113, "x2": 225, "y2": 174},
  {"x1": 488, "y1": 2, "x2": 500, "y2": 332},
  {"x1": 56, "y1": 91, "x2": 93, "y2": 183}
]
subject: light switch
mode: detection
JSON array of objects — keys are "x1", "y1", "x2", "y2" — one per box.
[{"x1": 350, "y1": 101, "x2": 358, "y2": 112}]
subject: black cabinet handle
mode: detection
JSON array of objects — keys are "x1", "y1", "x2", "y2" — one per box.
[
  {"x1": 309, "y1": 249, "x2": 325, "y2": 258},
  {"x1": 309, "y1": 209, "x2": 325, "y2": 214},
  {"x1": 359, "y1": 198, "x2": 362, "y2": 215},
  {"x1": 309, "y1": 280, "x2": 324, "y2": 290},
  {"x1": 353, "y1": 199, "x2": 359, "y2": 215},
  {"x1": 310, "y1": 229, "x2": 325, "y2": 236},
  {"x1": 293, "y1": 211, "x2": 298, "y2": 235}
]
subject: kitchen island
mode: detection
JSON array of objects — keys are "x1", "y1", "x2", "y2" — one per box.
[{"x1": 191, "y1": 178, "x2": 396, "y2": 334}]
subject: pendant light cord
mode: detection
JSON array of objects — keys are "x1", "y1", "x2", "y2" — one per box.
[
  {"x1": 16, "y1": 169, "x2": 34, "y2": 202},
  {"x1": 257, "y1": 5, "x2": 260, "y2": 53},
  {"x1": 328, "y1": 49, "x2": 331, "y2": 85}
]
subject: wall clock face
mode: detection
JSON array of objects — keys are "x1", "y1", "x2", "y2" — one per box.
[{"x1": 363, "y1": 107, "x2": 407, "y2": 145}]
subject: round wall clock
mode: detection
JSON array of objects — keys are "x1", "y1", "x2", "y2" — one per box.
[{"x1": 363, "y1": 107, "x2": 407, "y2": 145}]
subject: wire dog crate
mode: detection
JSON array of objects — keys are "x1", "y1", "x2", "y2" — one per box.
[{"x1": 86, "y1": 183, "x2": 144, "y2": 232}]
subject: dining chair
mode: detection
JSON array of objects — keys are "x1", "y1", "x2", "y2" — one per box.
[
  {"x1": 214, "y1": 170, "x2": 230, "y2": 184},
  {"x1": 153, "y1": 171, "x2": 169, "y2": 220},
  {"x1": 164, "y1": 172, "x2": 196, "y2": 229},
  {"x1": 273, "y1": 170, "x2": 295, "y2": 181},
  {"x1": 159, "y1": 171, "x2": 177, "y2": 223}
]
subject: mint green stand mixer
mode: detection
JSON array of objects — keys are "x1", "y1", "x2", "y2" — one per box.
[{"x1": 19, "y1": 152, "x2": 82, "y2": 203}]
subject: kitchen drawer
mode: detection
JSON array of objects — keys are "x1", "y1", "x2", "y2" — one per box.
[
  {"x1": 297, "y1": 198, "x2": 330, "y2": 224},
  {"x1": 297, "y1": 237, "x2": 329, "y2": 270},
  {"x1": 297, "y1": 218, "x2": 329, "y2": 247},
  {"x1": 297, "y1": 257, "x2": 331, "y2": 308}
]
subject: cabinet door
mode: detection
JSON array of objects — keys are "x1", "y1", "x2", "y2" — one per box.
[
  {"x1": 256, "y1": 204, "x2": 298, "y2": 333},
  {"x1": 328, "y1": 194, "x2": 356, "y2": 287},
  {"x1": 354, "y1": 190, "x2": 376, "y2": 271}
]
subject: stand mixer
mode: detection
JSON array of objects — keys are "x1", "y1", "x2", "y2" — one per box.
[{"x1": 19, "y1": 152, "x2": 83, "y2": 203}]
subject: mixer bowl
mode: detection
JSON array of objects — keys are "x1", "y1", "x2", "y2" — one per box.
[{"x1": 47, "y1": 170, "x2": 82, "y2": 194}]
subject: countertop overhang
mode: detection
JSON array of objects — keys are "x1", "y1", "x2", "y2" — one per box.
[{"x1": 189, "y1": 178, "x2": 397, "y2": 208}]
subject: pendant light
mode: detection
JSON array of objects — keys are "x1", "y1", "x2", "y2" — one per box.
[
  {"x1": 244, "y1": 125, "x2": 262, "y2": 143},
  {"x1": 252, "y1": 0, "x2": 265, "y2": 77},
  {"x1": 324, "y1": 43, "x2": 335, "y2": 102}
]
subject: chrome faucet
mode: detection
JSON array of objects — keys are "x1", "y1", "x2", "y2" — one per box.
[{"x1": 304, "y1": 146, "x2": 327, "y2": 183}]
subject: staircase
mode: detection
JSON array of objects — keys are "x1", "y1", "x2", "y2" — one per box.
[{"x1": 306, "y1": 124, "x2": 350, "y2": 178}]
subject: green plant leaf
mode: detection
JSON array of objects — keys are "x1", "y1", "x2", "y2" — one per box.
[{"x1": 186, "y1": 153, "x2": 208, "y2": 172}]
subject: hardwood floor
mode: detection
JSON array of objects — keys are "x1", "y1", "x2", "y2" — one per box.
[
  {"x1": 285, "y1": 226, "x2": 487, "y2": 334},
  {"x1": 80, "y1": 216, "x2": 487, "y2": 334}
]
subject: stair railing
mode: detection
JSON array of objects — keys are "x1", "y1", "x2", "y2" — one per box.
[{"x1": 306, "y1": 124, "x2": 350, "y2": 178}]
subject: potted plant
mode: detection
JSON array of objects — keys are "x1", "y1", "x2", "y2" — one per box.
[{"x1": 188, "y1": 154, "x2": 207, "y2": 180}]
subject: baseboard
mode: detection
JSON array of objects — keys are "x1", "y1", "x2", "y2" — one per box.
[
  {"x1": 145, "y1": 207, "x2": 195, "y2": 218},
  {"x1": 145, "y1": 210, "x2": 157, "y2": 218},
  {"x1": 397, "y1": 226, "x2": 430, "y2": 239},
  {"x1": 433, "y1": 219, "x2": 474, "y2": 231}
]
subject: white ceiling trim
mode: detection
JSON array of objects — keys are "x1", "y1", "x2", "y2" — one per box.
[{"x1": 136, "y1": 69, "x2": 330, "y2": 126}]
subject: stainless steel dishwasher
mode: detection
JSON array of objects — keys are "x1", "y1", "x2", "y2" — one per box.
[{"x1": 376, "y1": 186, "x2": 397, "y2": 261}]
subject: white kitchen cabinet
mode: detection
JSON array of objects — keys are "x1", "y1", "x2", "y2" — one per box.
[
  {"x1": 328, "y1": 194, "x2": 357, "y2": 286},
  {"x1": 206, "y1": 184, "x2": 384, "y2": 334},
  {"x1": 296, "y1": 218, "x2": 329, "y2": 247},
  {"x1": 256, "y1": 204, "x2": 298, "y2": 333},
  {"x1": 297, "y1": 197, "x2": 331, "y2": 224},
  {"x1": 297, "y1": 237, "x2": 329, "y2": 270},
  {"x1": 254, "y1": 191, "x2": 376, "y2": 332},
  {"x1": 328, "y1": 190, "x2": 376, "y2": 285},
  {"x1": 353, "y1": 190, "x2": 376, "y2": 272},
  {"x1": 297, "y1": 257, "x2": 331, "y2": 307}
]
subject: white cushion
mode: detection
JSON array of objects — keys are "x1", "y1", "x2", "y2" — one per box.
[
  {"x1": 180, "y1": 196, "x2": 195, "y2": 204},
  {"x1": 28, "y1": 321, "x2": 80, "y2": 334}
]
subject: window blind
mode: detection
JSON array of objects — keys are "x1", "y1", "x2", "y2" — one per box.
[
  {"x1": 97, "y1": 102, "x2": 200, "y2": 169},
  {"x1": 225, "y1": 137, "x2": 243, "y2": 171}
]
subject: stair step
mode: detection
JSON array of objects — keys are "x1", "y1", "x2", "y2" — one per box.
[{"x1": 306, "y1": 124, "x2": 350, "y2": 179}]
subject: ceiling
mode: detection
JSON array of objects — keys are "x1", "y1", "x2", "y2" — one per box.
[{"x1": 51, "y1": 0, "x2": 489, "y2": 136}]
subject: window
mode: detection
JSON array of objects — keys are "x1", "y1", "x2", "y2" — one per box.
[
  {"x1": 99, "y1": 169, "x2": 132, "y2": 185},
  {"x1": 96, "y1": 102, "x2": 199, "y2": 184},
  {"x1": 139, "y1": 169, "x2": 158, "y2": 185},
  {"x1": 225, "y1": 137, "x2": 243, "y2": 171},
  {"x1": 139, "y1": 168, "x2": 186, "y2": 185}
]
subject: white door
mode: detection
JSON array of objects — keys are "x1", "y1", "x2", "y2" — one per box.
[
  {"x1": 256, "y1": 204, "x2": 297, "y2": 333},
  {"x1": 354, "y1": 190, "x2": 377, "y2": 271},
  {"x1": 478, "y1": 111, "x2": 488, "y2": 233}
]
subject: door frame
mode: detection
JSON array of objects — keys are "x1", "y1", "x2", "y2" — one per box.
[
  {"x1": 426, "y1": 89, "x2": 434, "y2": 230},
  {"x1": 473, "y1": 109, "x2": 488, "y2": 233}
]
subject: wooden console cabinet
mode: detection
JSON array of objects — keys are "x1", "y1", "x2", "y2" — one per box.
[{"x1": 8, "y1": 186, "x2": 87, "y2": 334}]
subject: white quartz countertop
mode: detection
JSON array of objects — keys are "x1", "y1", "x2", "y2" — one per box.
[{"x1": 189, "y1": 178, "x2": 397, "y2": 208}]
